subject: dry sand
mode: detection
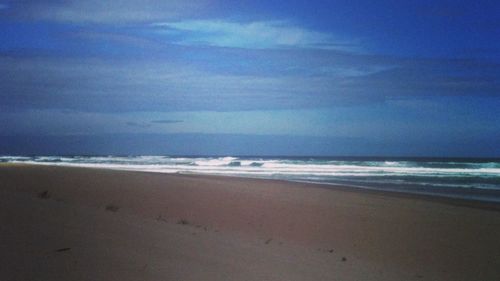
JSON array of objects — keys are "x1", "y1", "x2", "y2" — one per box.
[{"x1": 1, "y1": 164, "x2": 500, "y2": 281}]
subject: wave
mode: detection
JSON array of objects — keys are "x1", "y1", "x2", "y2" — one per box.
[{"x1": 3, "y1": 156, "x2": 500, "y2": 194}]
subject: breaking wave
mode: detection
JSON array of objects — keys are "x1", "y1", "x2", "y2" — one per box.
[{"x1": 2, "y1": 155, "x2": 500, "y2": 202}]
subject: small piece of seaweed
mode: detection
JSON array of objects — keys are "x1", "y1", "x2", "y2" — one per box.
[{"x1": 56, "y1": 248, "x2": 71, "y2": 252}]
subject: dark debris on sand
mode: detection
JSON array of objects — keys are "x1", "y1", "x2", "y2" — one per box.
[
  {"x1": 105, "y1": 204, "x2": 120, "y2": 212},
  {"x1": 38, "y1": 190, "x2": 50, "y2": 199},
  {"x1": 156, "y1": 214, "x2": 167, "y2": 222},
  {"x1": 55, "y1": 247, "x2": 71, "y2": 252}
]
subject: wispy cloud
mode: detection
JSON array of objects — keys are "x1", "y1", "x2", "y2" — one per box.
[
  {"x1": 0, "y1": 48, "x2": 389, "y2": 112},
  {"x1": 7, "y1": 0, "x2": 208, "y2": 24},
  {"x1": 126, "y1": 121, "x2": 151, "y2": 128},
  {"x1": 154, "y1": 20, "x2": 357, "y2": 50},
  {"x1": 151, "y1": 119, "x2": 183, "y2": 124},
  {"x1": 1, "y1": 51, "x2": 499, "y2": 113}
]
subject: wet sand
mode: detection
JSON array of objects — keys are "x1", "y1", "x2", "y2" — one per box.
[{"x1": 1, "y1": 164, "x2": 500, "y2": 280}]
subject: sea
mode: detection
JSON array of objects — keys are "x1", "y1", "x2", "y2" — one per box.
[{"x1": 2, "y1": 155, "x2": 500, "y2": 203}]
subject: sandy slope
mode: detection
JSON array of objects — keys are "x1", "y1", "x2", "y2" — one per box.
[{"x1": 1, "y1": 165, "x2": 500, "y2": 280}]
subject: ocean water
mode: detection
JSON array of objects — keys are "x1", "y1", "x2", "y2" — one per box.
[{"x1": 2, "y1": 155, "x2": 500, "y2": 203}]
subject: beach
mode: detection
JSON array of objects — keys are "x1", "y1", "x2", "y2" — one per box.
[{"x1": 1, "y1": 164, "x2": 500, "y2": 281}]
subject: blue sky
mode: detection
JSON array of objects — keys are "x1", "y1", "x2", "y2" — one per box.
[{"x1": 1, "y1": 0, "x2": 499, "y2": 156}]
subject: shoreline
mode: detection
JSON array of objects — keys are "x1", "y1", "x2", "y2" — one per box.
[{"x1": 4, "y1": 162, "x2": 500, "y2": 211}]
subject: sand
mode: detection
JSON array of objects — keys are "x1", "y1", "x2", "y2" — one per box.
[{"x1": 1, "y1": 164, "x2": 500, "y2": 281}]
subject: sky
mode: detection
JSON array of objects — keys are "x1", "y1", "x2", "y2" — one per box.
[{"x1": 1, "y1": 0, "x2": 499, "y2": 156}]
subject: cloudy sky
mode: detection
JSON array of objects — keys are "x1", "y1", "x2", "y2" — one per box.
[{"x1": 1, "y1": 0, "x2": 499, "y2": 156}]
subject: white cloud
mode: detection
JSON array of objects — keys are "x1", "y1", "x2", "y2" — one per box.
[{"x1": 154, "y1": 20, "x2": 357, "y2": 50}]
